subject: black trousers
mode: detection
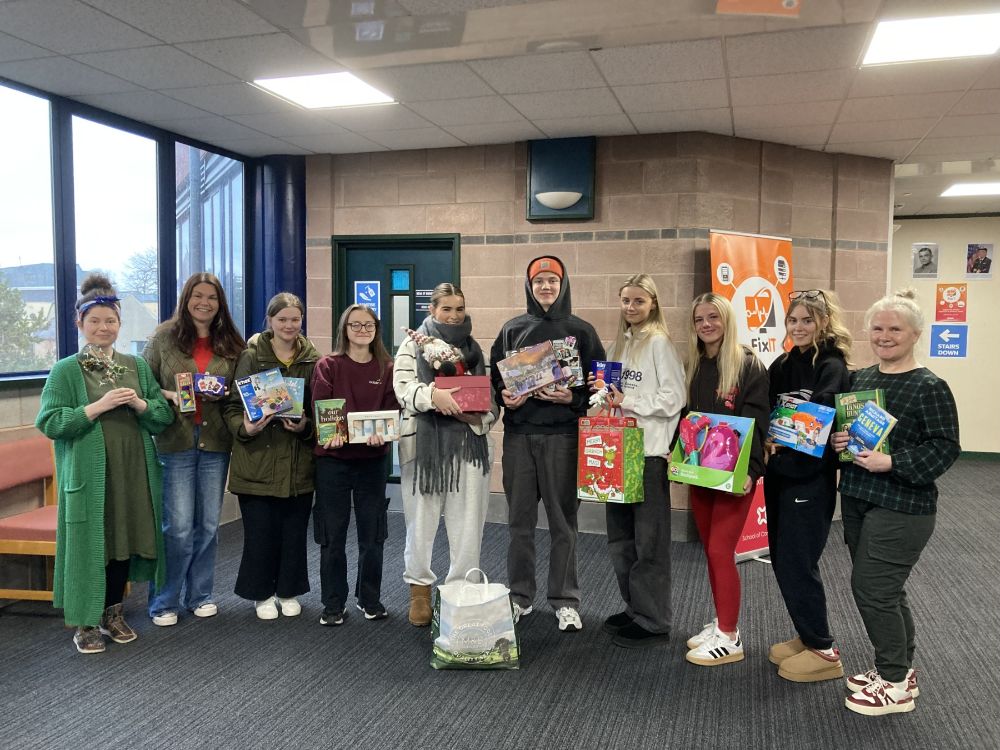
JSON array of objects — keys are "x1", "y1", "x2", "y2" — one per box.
[
  {"x1": 764, "y1": 468, "x2": 837, "y2": 650},
  {"x1": 234, "y1": 493, "x2": 313, "y2": 601},
  {"x1": 314, "y1": 455, "x2": 389, "y2": 612},
  {"x1": 104, "y1": 559, "x2": 131, "y2": 608}
]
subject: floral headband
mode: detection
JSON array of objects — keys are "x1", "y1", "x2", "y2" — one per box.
[{"x1": 78, "y1": 295, "x2": 121, "y2": 319}]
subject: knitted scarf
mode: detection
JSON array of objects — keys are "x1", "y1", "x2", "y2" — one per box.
[{"x1": 413, "y1": 315, "x2": 490, "y2": 495}]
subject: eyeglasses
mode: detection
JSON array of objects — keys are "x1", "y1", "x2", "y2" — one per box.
[
  {"x1": 788, "y1": 290, "x2": 827, "y2": 303},
  {"x1": 348, "y1": 322, "x2": 377, "y2": 332}
]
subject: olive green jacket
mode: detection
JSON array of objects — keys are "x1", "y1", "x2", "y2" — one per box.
[
  {"x1": 224, "y1": 331, "x2": 320, "y2": 498},
  {"x1": 142, "y1": 329, "x2": 242, "y2": 454}
]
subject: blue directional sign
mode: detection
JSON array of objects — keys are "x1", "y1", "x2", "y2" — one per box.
[
  {"x1": 354, "y1": 280, "x2": 380, "y2": 318},
  {"x1": 930, "y1": 324, "x2": 967, "y2": 358}
]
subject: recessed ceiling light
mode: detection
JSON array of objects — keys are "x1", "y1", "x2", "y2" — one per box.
[
  {"x1": 252, "y1": 72, "x2": 393, "y2": 109},
  {"x1": 941, "y1": 182, "x2": 1000, "y2": 197},
  {"x1": 863, "y1": 13, "x2": 1000, "y2": 65}
]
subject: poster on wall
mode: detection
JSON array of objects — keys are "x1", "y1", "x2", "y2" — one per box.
[
  {"x1": 966, "y1": 243, "x2": 993, "y2": 278},
  {"x1": 935, "y1": 283, "x2": 967, "y2": 322},
  {"x1": 710, "y1": 230, "x2": 795, "y2": 369},
  {"x1": 354, "y1": 280, "x2": 381, "y2": 318},
  {"x1": 912, "y1": 242, "x2": 939, "y2": 278}
]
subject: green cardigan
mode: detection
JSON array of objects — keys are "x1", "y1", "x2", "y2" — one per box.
[{"x1": 35, "y1": 353, "x2": 175, "y2": 627}]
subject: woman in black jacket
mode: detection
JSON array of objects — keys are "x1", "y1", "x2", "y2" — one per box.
[{"x1": 764, "y1": 289, "x2": 852, "y2": 683}]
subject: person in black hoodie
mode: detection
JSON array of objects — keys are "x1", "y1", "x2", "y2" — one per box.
[
  {"x1": 764, "y1": 289, "x2": 852, "y2": 682},
  {"x1": 489, "y1": 256, "x2": 605, "y2": 632}
]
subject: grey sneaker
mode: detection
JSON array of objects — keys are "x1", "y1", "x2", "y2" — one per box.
[
  {"x1": 99, "y1": 603, "x2": 137, "y2": 644},
  {"x1": 556, "y1": 607, "x2": 582, "y2": 632},
  {"x1": 73, "y1": 626, "x2": 106, "y2": 654}
]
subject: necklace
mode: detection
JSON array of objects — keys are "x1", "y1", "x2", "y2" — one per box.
[{"x1": 79, "y1": 344, "x2": 129, "y2": 386}]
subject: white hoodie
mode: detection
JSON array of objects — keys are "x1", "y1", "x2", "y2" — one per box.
[{"x1": 609, "y1": 329, "x2": 687, "y2": 458}]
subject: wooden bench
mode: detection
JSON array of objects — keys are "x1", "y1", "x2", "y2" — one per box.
[{"x1": 0, "y1": 434, "x2": 57, "y2": 601}]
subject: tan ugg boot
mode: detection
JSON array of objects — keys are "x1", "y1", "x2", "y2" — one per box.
[{"x1": 408, "y1": 584, "x2": 432, "y2": 627}]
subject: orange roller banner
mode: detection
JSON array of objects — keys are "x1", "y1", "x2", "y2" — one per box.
[{"x1": 710, "y1": 230, "x2": 795, "y2": 369}]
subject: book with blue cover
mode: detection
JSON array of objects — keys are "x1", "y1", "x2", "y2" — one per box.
[
  {"x1": 835, "y1": 389, "x2": 888, "y2": 462},
  {"x1": 846, "y1": 400, "x2": 897, "y2": 456},
  {"x1": 767, "y1": 394, "x2": 836, "y2": 458}
]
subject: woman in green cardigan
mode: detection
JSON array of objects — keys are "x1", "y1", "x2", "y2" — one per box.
[{"x1": 36, "y1": 273, "x2": 174, "y2": 654}]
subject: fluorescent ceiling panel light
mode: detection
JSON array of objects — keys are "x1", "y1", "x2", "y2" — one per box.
[
  {"x1": 252, "y1": 72, "x2": 393, "y2": 109},
  {"x1": 863, "y1": 14, "x2": 1000, "y2": 65},
  {"x1": 941, "y1": 182, "x2": 1000, "y2": 197}
]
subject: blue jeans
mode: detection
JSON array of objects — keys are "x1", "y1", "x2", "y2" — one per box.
[{"x1": 148, "y1": 439, "x2": 230, "y2": 616}]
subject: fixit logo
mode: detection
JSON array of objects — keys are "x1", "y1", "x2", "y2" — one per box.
[
  {"x1": 732, "y1": 278, "x2": 786, "y2": 362},
  {"x1": 744, "y1": 287, "x2": 774, "y2": 329}
]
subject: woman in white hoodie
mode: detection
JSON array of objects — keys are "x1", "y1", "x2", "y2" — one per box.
[{"x1": 598, "y1": 274, "x2": 686, "y2": 648}]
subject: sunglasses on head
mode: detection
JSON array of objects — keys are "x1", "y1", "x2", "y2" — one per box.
[{"x1": 788, "y1": 289, "x2": 827, "y2": 303}]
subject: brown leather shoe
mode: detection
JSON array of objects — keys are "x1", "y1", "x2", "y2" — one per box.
[
  {"x1": 99, "y1": 603, "x2": 137, "y2": 644},
  {"x1": 408, "y1": 584, "x2": 432, "y2": 627}
]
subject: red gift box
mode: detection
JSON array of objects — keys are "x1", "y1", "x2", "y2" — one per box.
[{"x1": 435, "y1": 375, "x2": 491, "y2": 412}]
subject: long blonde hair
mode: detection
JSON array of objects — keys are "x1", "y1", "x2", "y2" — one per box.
[
  {"x1": 611, "y1": 274, "x2": 670, "y2": 365},
  {"x1": 781, "y1": 289, "x2": 853, "y2": 367},
  {"x1": 686, "y1": 293, "x2": 744, "y2": 398}
]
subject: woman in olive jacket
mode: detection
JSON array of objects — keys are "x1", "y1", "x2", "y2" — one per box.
[{"x1": 224, "y1": 292, "x2": 320, "y2": 620}]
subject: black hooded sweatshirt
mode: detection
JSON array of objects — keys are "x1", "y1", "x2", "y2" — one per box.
[{"x1": 489, "y1": 256, "x2": 606, "y2": 435}]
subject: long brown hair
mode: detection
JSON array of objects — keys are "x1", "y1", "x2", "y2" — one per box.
[
  {"x1": 780, "y1": 289, "x2": 853, "y2": 367},
  {"x1": 332, "y1": 304, "x2": 392, "y2": 377},
  {"x1": 156, "y1": 273, "x2": 244, "y2": 358}
]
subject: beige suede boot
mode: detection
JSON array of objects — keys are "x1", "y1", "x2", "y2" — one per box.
[{"x1": 408, "y1": 584, "x2": 432, "y2": 627}]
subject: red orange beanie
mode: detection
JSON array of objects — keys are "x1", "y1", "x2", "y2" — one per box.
[{"x1": 527, "y1": 256, "x2": 563, "y2": 280}]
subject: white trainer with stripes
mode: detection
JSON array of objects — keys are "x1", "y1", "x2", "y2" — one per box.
[{"x1": 686, "y1": 624, "x2": 745, "y2": 666}]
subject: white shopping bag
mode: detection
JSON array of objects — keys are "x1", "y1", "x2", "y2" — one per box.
[{"x1": 431, "y1": 568, "x2": 520, "y2": 670}]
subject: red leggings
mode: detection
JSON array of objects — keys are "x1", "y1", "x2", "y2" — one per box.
[{"x1": 689, "y1": 485, "x2": 755, "y2": 633}]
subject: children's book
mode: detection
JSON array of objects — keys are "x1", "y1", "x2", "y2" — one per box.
[
  {"x1": 347, "y1": 410, "x2": 400, "y2": 444},
  {"x1": 314, "y1": 399, "x2": 347, "y2": 444},
  {"x1": 845, "y1": 400, "x2": 897, "y2": 457},
  {"x1": 591, "y1": 360, "x2": 623, "y2": 392},
  {"x1": 235, "y1": 368, "x2": 293, "y2": 422},
  {"x1": 835, "y1": 389, "x2": 888, "y2": 462},
  {"x1": 496, "y1": 340, "x2": 562, "y2": 397},
  {"x1": 767, "y1": 394, "x2": 836, "y2": 458},
  {"x1": 174, "y1": 372, "x2": 197, "y2": 413},
  {"x1": 276, "y1": 377, "x2": 305, "y2": 420}
]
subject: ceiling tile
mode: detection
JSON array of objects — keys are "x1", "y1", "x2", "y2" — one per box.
[
  {"x1": 283, "y1": 131, "x2": 386, "y2": 154},
  {"x1": 631, "y1": 109, "x2": 733, "y2": 136},
  {"x1": 468, "y1": 51, "x2": 604, "y2": 94},
  {"x1": 825, "y1": 140, "x2": 918, "y2": 161},
  {"x1": 323, "y1": 103, "x2": 433, "y2": 131},
  {"x1": 0, "y1": 31, "x2": 52, "y2": 63},
  {"x1": 506, "y1": 88, "x2": 621, "y2": 120},
  {"x1": 734, "y1": 100, "x2": 841, "y2": 130},
  {"x1": 178, "y1": 33, "x2": 341, "y2": 80},
  {"x1": 738, "y1": 124, "x2": 833, "y2": 147},
  {"x1": 443, "y1": 121, "x2": 545, "y2": 145},
  {"x1": 534, "y1": 114, "x2": 637, "y2": 138},
  {"x1": 364, "y1": 128, "x2": 465, "y2": 150},
  {"x1": 930, "y1": 115, "x2": 1000, "y2": 139},
  {"x1": 0, "y1": 56, "x2": 139, "y2": 96},
  {"x1": 726, "y1": 24, "x2": 869, "y2": 77},
  {"x1": 850, "y1": 57, "x2": 990, "y2": 97},
  {"x1": 230, "y1": 110, "x2": 349, "y2": 137},
  {"x1": 357, "y1": 63, "x2": 494, "y2": 102},
  {"x1": 147, "y1": 115, "x2": 266, "y2": 142},
  {"x1": 212, "y1": 134, "x2": 314, "y2": 156},
  {"x1": 908, "y1": 136, "x2": 1000, "y2": 157},
  {"x1": 81, "y1": 0, "x2": 278, "y2": 43},
  {"x1": 592, "y1": 39, "x2": 725, "y2": 86},
  {"x1": 839, "y1": 92, "x2": 962, "y2": 123},
  {"x1": 73, "y1": 46, "x2": 237, "y2": 90},
  {"x1": 162, "y1": 83, "x2": 290, "y2": 115},
  {"x1": 614, "y1": 79, "x2": 729, "y2": 114},
  {"x1": 952, "y1": 89, "x2": 1000, "y2": 116},
  {"x1": 75, "y1": 90, "x2": 212, "y2": 121},
  {"x1": 729, "y1": 68, "x2": 854, "y2": 107},
  {"x1": 0, "y1": 0, "x2": 159, "y2": 54},
  {"x1": 409, "y1": 96, "x2": 524, "y2": 126},
  {"x1": 829, "y1": 118, "x2": 937, "y2": 143}
]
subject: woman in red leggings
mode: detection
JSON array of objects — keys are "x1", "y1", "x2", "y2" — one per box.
[{"x1": 682, "y1": 293, "x2": 769, "y2": 667}]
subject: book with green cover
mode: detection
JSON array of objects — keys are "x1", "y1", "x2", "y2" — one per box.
[
  {"x1": 834, "y1": 389, "x2": 888, "y2": 462},
  {"x1": 314, "y1": 398, "x2": 347, "y2": 444}
]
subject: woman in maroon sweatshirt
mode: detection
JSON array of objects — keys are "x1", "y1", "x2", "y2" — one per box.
[{"x1": 310, "y1": 305, "x2": 399, "y2": 626}]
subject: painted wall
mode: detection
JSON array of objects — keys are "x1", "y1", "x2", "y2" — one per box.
[{"x1": 892, "y1": 217, "x2": 1000, "y2": 454}]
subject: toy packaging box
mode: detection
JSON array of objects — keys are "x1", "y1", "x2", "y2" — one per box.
[
  {"x1": 668, "y1": 411, "x2": 756, "y2": 494},
  {"x1": 590, "y1": 360, "x2": 623, "y2": 391},
  {"x1": 495, "y1": 340, "x2": 562, "y2": 397},
  {"x1": 347, "y1": 410, "x2": 400, "y2": 444},
  {"x1": 767, "y1": 394, "x2": 836, "y2": 458},
  {"x1": 276, "y1": 377, "x2": 305, "y2": 420},
  {"x1": 174, "y1": 372, "x2": 197, "y2": 413},
  {"x1": 548, "y1": 336, "x2": 582, "y2": 388},
  {"x1": 835, "y1": 389, "x2": 888, "y2": 462},
  {"x1": 576, "y1": 415, "x2": 645, "y2": 504},
  {"x1": 314, "y1": 399, "x2": 347, "y2": 444},
  {"x1": 193, "y1": 373, "x2": 226, "y2": 396},
  {"x1": 235, "y1": 368, "x2": 293, "y2": 422},
  {"x1": 434, "y1": 375, "x2": 491, "y2": 412}
]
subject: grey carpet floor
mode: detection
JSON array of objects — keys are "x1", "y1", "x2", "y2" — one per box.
[{"x1": 1, "y1": 459, "x2": 999, "y2": 750}]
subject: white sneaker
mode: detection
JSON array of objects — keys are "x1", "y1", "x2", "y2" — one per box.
[
  {"x1": 277, "y1": 597, "x2": 301, "y2": 617},
  {"x1": 685, "y1": 625, "x2": 744, "y2": 666},
  {"x1": 255, "y1": 597, "x2": 279, "y2": 620},
  {"x1": 556, "y1": 607, "x2": 582, "y2": 632},
  {"x1": 846, "y1": 667, "x2": 919, "y2": 698},
  {"x1": 686, "y1": 618, "x2": 718, "y2": 649},
  {"x1": 845, "y1": 674, "x2": 915, "y2": 716},
  {"x1": 192, "y1": 602, "x2": 218, "y2": 618},
  {"x1": 151, "y1": 611, "x2": 178, "y2": 627},
  {"x1": 512, "y1": 602, "x2": 533, "y2": 624}
]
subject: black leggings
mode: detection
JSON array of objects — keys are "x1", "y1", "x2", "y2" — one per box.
[{"x1": 104, "y1": 559, "x2": 130, "y2": 609}]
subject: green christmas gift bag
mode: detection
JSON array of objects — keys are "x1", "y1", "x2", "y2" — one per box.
[{"x1": 576, "y1": 413, "x2": 645, "y2": 503}]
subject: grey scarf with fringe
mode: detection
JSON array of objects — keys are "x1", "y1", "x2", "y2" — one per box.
[{"x1": 413, "y1": 316, "x2": 490, "y2": 496}]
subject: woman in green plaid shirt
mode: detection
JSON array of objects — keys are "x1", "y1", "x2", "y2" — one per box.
[{"x1": 831, "y1": 290, "x2": 960, "y2": 717}]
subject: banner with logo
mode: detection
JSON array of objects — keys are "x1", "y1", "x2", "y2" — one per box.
[
  {"x1": 735, "y1": 479, "x2": 768, "y2": 562},
  {"x1": 709, "y1": 230, "x2": 795, "y2": 369}
]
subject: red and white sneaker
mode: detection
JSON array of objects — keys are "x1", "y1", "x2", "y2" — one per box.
[
  {"x1": 845, "y1": 674, "x2": 915, "y2": 716},
  {"x1": 845, "y1": 667, "x2": 919, "y2": 698}
]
